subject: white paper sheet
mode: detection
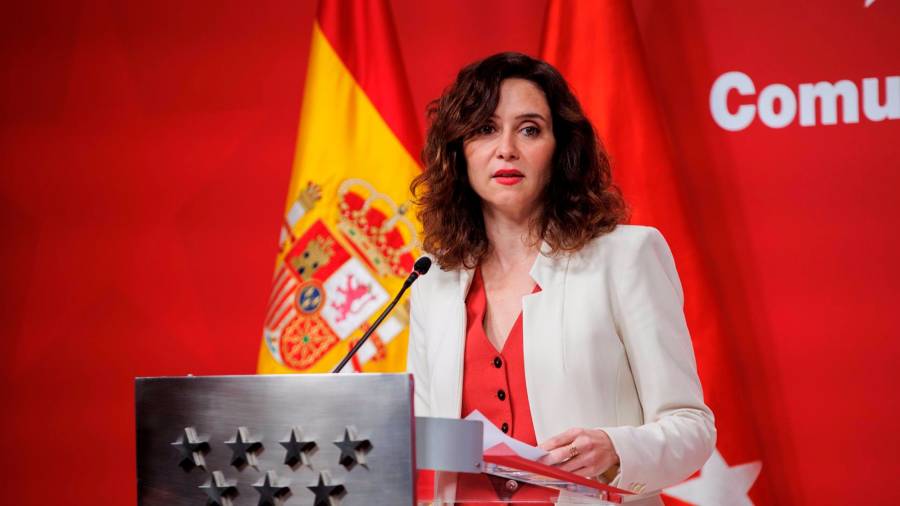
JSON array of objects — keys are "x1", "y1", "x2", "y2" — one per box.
[{"x1": 464, "y1": 409, "x2": 548, "y2": 461}]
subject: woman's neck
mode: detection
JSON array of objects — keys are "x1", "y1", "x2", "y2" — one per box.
[{"x1": 481, "y1": 206, "x2": 541, "y2": 274}]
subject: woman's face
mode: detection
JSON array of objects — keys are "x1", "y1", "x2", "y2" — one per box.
[{"x1": 463, "y1": 78, "x2": 556, "y2": 220}]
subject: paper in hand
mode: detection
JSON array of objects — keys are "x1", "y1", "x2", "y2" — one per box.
[{"x1": 464, "y1": 409, "x2": 547, "y2": 461}]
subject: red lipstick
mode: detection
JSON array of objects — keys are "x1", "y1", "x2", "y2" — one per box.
[{"x1": 491, "y1": 168, "x2": 524, "y2": 186}]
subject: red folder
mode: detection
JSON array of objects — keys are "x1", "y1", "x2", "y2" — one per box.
[{"x1": 482, "y1": 443, "x2": 635, "y2": 504}]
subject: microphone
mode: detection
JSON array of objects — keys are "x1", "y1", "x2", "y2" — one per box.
[{"x1": 332, "y1": 257, "x2": 432, "y2": 373}]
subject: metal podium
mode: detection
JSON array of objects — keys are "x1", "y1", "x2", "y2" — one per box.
[
  {"x1": 136, "y1": 374, "x2": 622, "y2": 505},
  {"x1": 137, "y1": 374, "x2": 416, "y2": 505}
]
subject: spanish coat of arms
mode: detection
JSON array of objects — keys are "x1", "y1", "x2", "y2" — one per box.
[{"x1": 262, "y1": 178, "x2": 418, "y2": 372}]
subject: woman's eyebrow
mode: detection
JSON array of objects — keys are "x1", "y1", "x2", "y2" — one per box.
[
  {"x1": 490, "y1": 112, "x2": 548, "y2": 121},
  {"x1": 515, "y1": 112, "x2": 547, "y2": 122}
]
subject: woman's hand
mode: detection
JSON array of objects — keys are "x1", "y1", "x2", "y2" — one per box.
[{"x1": 538, "y1": 427, "x2": 620, "y2": 478}]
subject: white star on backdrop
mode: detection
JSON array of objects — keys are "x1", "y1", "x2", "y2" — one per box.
[{"x1": 663, "y1": 449, "x2": 761, "y2": 506}]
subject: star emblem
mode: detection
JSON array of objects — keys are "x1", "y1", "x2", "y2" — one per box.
[
  {"x1": 279, "y1": 426, "x2": 317, "y2": 469},
  {"x1": 253, "y1": 471, "x2": 291, "y2": 506},
  {"x1": 171, "y1": 426, "x2": 211, "y2": 472},
  {"x1": 333, "y1": 426, "x2": 372, "y2": 471},
  {"x1": 306, "y1": 471, "x2": 346, "y2": 506},
  {"x1": 199, "y1": 470, "x2": 238, "y2": 506},
  {"x1": 225, "y1": 426, "x2": 263, "y2": 470},
  {"x1": 664, "y1": 448, "x2": 762, "y2": 506}
]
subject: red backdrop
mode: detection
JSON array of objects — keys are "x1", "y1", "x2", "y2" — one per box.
[{"x1": 1, "y1": 1, "x2": 897, "y2": 504}]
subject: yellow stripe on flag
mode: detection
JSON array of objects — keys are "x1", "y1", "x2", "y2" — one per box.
[{"x1": 257, "y1": 22, "x2": 421, "y2": 374}]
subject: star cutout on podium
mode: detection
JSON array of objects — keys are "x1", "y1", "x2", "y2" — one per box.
[
  {"x1": 333, "y1": 426, "x2": 372, "y2": 471},
  {"x1": 664, "y1": 448, "x2": 762, "y2": 506},
  {"x1": 307, "y1": 471, "x2": 346, "y2": 506},
  {"x1": 279, "y1": 426, "x2": 317, "y2": 469},
  {"x1": 199, "y1": 470, "x2": 238, "y2": 506},
  {"x1": 225, "y1": 426, "x2": 263, "y2": 470},
  {"x1": 171, "y1": 426, "x2": 211, "y2": 472},
  {"x1": 253, "y1": 470, "x2": 291, "y2": 506}
]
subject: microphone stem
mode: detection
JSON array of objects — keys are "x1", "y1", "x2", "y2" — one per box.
[{"x1": 331, "y1": 278, "x2": 414, "y2": 373}]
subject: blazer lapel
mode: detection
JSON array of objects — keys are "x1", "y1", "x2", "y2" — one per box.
[
  {"x1": 431, "y1": 268, "x2": 473, "y2": 419},
  {"x1": 522, "y1": 245, "x2": 570, "y2": 441},
  {"x1": 430, "y1": 249, "x2": 569, "y2": 426}
]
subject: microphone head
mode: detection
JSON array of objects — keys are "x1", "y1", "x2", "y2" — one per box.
[{"x1": 413, "y1": 256, "x2": 432, "y2": 276}]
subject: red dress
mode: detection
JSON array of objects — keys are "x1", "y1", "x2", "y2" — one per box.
[{"x1": 456, "y1": 268, "x2": 557, "y2": 504}]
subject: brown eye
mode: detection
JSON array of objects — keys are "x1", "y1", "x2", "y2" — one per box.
[
  {"x1": 522, "y1": 126, "x2": 539, "y2": 137},
  {"x1": 477, "y1": 124, "x2": 496, "y2": 135}
]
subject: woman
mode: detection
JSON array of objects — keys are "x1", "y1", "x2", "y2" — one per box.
[{"x1": 407, "y1": 52, "x2": 715, "y2": 505}]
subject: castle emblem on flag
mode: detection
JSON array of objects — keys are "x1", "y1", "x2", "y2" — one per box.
[{"x1": 262, "y1": 178, "x2": 418, "y2": 371}]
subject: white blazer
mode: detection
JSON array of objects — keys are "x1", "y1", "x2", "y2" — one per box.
[{"x1": 407, "y1": 225, "x2": 716, "y2": 503}]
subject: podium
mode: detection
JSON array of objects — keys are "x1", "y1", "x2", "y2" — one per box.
[{"x1": 136, "y1": 374, "x2": 627, "y2": 505}]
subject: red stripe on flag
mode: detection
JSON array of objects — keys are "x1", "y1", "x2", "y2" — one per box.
[
  {"x1": 316, "y1": 0, "x2": 422, "y2": 161},
  {"x1": 266, "y1": 282, "x2": 297, "y2": 328},
  {"x1": 267, "y1": 268, "x2": 291, "y2": 307},
  {"x1": 271, "y1": 303, "x2": 295, "y2": 331},
  {"x1": 265, "y1": 273, "x2": 295, "y2": 313}
]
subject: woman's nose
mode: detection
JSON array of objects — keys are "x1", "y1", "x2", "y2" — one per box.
[{"x1": 496, "y1": 131, "x2": 519, "y2": 161}]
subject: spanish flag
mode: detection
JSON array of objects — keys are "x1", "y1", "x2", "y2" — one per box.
[{"x1": 257, "y1": 0, "x2": 421, "y2": 374}]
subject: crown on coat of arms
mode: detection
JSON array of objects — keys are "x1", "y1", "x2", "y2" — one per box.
[
  {"x1": 335, "y1": 178, "x2": 418, "y2": 278},
  {"x1": 297, "y1": 181, "x2": 323, "y2": 211}
]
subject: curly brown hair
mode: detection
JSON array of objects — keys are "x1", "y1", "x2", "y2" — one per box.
[{"x1": 411, "y1": 52, "x2": 627, "y2": 270}]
